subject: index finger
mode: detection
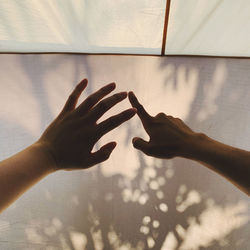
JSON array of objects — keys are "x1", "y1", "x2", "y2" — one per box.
[
  {"x1": 128, "y1": 91, "x2": 152, "y2": 125},
  {"x1": 59, "y1": 78, "x2": 88, "y2": 117}
]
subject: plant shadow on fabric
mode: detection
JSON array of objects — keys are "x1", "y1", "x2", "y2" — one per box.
[{"x1": 0, "y1": 55, "x2": 249, "y2": 250}]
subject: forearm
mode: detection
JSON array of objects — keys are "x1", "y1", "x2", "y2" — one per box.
[
  {"x1": 0, "y1": 143, "x2": 54, "y2": 212},
  {"x1": 183, "y1": 133, "x2": 250, "y2": 195}
]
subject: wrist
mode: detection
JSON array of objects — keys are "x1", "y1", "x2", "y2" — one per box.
[
  {"x1": 179, "y1": 132, "x2": 208, "y2": 160},
  {"x1": 31, "y1": 142, "x2": 57, "y2": 173}
]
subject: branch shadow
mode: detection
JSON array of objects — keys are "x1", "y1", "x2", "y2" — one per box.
[{"x1": 0, "y1": 54, "x2": 249, "y2": 250}]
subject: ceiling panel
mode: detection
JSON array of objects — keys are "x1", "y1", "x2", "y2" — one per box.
[
  {"x1": 0, "y1": 0, "x2": 166, "y2": 54},
  {"x1": 165, "y1": 0, "x2": 250, "y2": 57}
]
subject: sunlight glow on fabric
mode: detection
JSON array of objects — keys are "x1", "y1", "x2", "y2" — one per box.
[
  {"x1": 0, "y1": 54, "x2": 249, "y2": 249},
  {"x1": 0, "y1": 0, "x2": 165, "y2": 53},
  {"x1": 166, "y1": 0, "x2": 250, "y2": 56}
]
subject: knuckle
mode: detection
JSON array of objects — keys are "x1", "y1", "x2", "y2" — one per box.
[
  {"x1": 156, "y1": 112, "x2": 166, "y2": 118},
  {"x1": 86, "y1": 96, "x2": 94, "y2": 106},
  {"x1": 155, "y1": 112, "x2": 167, "y2": 121},
  {"x1": 107, "y1": 117, "x2": 116, "y2": 127},
  {"x1": 159, "y1": 112, "x2": 166, "y2": 117},
  {"x1": 69, "y1": 93, "x2": 76, "y2": 101},
  {"x1": 138, "y1": 104, "x2": 144, "y2": 110},
  {"x1": 114, "y1": 93, "x2": 121, "y2": 100},
  {"x1": 121, "y1": 112, "x2": 129, "y2": 121},
  {"x1": 115, "y1": 93, "x2": 125, "y2": 101},
  {"x1": 166, "y1": 115, "x2": 175, "y2": 121},
  {"x1": 122, "y1": 111, "x2": 128, "y2": 118},
  {"x1": 98, "y1": 101, "x2": 108, "y2": 111}
]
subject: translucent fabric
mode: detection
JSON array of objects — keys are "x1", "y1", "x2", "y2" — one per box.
[
  {"x1": 0, "y1": 0, "x2": 165, "y2": 54},
  {"x1": 166, "y1": 0, "x2": 250, "y2": 56},
  {"x1": 2, "y1": 0, "x2": 250, "y2": 56},
  {"x1": 0, "y1": 54, "x2": 249, "y2": 249}
]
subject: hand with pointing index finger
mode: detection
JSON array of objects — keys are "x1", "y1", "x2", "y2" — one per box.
[
  {"x1": 37, "y1": 79, "x2": 136, "y2": 171},
  {"x1": 128, "y1": 91, "x2": 250, "y2": 196},
  {"x1": 128, "y1": 92, "x2": 195, "y2": 159}
]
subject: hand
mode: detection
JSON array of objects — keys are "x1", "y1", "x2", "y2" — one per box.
[
  {"x1": 37, "y1": 79, "x2": 136, "y2": 171},
  {"x1": 128, "y1": 91, "x2": 196, "y2": 159}
]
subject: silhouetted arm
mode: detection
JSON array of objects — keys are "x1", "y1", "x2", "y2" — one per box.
[
  {"x1": 0, "y1": 143, "x2": 54, "y2": 213},
  {"x1": 128, "y1": 91, "x2": 250, "y2": 196},
  {"x1": 0, "y1": 79, "x2": 136, "y2": 213}
]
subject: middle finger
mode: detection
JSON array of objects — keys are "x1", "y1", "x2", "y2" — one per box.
[
  {"x1": 87, "y1": 91, "x2": 128, "y2": 122},
  {"x1": 76, "y1": 82, "x2": 116, "y2": 115},
  {"x1": 96, "y1": 108, "x2": 137, "y2": 139}
]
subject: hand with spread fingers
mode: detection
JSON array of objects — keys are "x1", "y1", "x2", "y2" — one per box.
[
  {"x1": 0, "y1": 79, "x2": 136, "y2": 212},
  {"x1": 38, "y1": 79, "x2": 136, "y2": 170},
  {"x1": 128, "y1": 91, "x2": 195, "y2": 159}
]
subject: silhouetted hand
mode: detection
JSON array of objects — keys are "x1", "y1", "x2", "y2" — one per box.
[
  {"x1": 128, "y1": 92, "x2": 195, "y2": 159},
  {"x1": 37, "y1": 79, "x2": 136, "y2": 170}
]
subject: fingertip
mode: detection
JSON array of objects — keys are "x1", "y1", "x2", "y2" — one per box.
[
  {"x1": 122, "y1": 108, "x2": 136, "y2": 121},
  {"x1": 119, "y1": 91, "x2": 128, "y2": 99},
  {"x1": 133, "y1": 142, "x2": 139, "y2": 149},
  {"x1": 132, "y1": 137, "x2": 140, "y2": 144},
  {"x1": 128, "y1": 108, "x2": 137, "y2": 116},
  {"x1": 101, "y1": 82, "x2": 116, "y2": 94},
  {"x1": 104, "y1": 142, "x2": 116, "y2": 160},
  {"x1": 79, "y1": 78, "x2": 88, "y2": 88},
  {"x1": 81, "y1": 78, "x2": 88, "y2": 84},
  {"x1": 105, "y1": 141, "x2": 117, "y2": 152},
  {"x1": 109, "y1": 82, "x2": 116, "y2": 90},
  {"x1": 128, "y1": 91, "x2": 135, "y2": 101},
  {"x1": 128, "y1": 92, "x2": 142, "y2": 110},
  {"x1": 109, "y1": 141, "x2": 117, "y2": 149}
]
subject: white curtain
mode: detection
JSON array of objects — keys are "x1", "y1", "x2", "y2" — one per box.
[
  {"x1": 0, "y1": 0, "x2": 165, "y2": 54},
  {"x1": 2, "y1": 0, "x2": 250, "y2": 56},
  {"x1": 166, "y1": 0, "x2": 250, "y2": 56},
  {"x1": 0, "y1": 54, "x2": 249, "y2": 249}
]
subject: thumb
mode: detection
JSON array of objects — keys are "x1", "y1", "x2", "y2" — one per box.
[
  {"x1": 132, "y1": 137, "x2": 150, "y2": 155},
  {"x1": 88, "y1": 142, "x2": 117, "y2": 166}
]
